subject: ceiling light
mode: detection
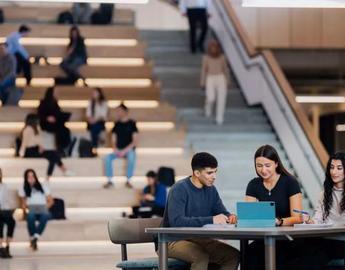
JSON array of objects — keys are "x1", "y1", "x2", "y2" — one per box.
[
  {"x1": 296, "y1": 96, "x2": 345, "y2": 103},
  {"x1": 242, "y1": 0, "x2": 345, "y2": 8}
]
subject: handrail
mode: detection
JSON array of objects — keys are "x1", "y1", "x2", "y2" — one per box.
[{"x1": 220, "y1": 0, "x2": 329, "y2": 168}]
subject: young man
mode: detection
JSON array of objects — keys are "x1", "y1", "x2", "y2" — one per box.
[
  {"x1": 103, "y1": 104, "x2": 139, "y2": 189},
  {"x1": 6, "y1": 25, "x2": 32, "y2": 85},
  {"x1": 0, "y1": 43, "x2": 16, "y2": 105},
  {"x1": 162, "y1": 152, "x2": 240, "y2": 270},
  {"x1": 179, "y1": 0, "x2": 209, "y2": 53}
]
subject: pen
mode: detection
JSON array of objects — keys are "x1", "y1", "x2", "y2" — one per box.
[{"x1": 292, "y1": 209, "x2": 309, "y2": 215}]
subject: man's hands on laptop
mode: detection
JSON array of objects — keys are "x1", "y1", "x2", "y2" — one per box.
[{"x1": 213, "y1": 214, "x2": 237, "y2": 225}]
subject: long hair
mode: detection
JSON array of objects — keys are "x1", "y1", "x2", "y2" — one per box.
[
  {"x1": 91, "y1": 88, "x2": 106, "y2": 117},
  {"x1": 24, "y1": 113, "x2": 39, "y2": 135},
  {"x1": 42, "y1": 87, "x2": 58, "y2": 108},
  {"x1": 23, "y1": 169, "x2": 44, "y2": 197},
  {"x1": 68, "y1": 26, "x2": 83, "y2": 48},
  {"x1": 322, "y1": 152, "x2": 345, "y2": 221},
  {"x1": 254, "y1": 145, "x2": 293, "y2": 178}
]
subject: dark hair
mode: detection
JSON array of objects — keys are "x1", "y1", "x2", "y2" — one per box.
[
  {"x1": 146, "y1": 170, "x2": 157, "y2": 179},
  {"x1": 68, "y1": 26, "x2": 83, "y2": 47},
  {"x1": 322, "y1": 152, "x2": 345, "y2": 221},
  {"x1": 42, "y1": 87, "x2": 58, "y2": 107},
  {"x1": 191, "y1": 152, "x2": 218, "y2": 171},
  {"x1": 19, "y1": 25, "x2": 31, "y2": 33},
  {"x1": 23, "y1": 169, "x2": 44, "y2": 197},
  {"x1": 207, "y1": 40, "x2": 222, "y2": 58},
  {"x1": 24, "y1": 113, "x2": 39, "y2": 135},
  {"x1": 254, "y1": 145, "x2": 293, "y2": 177},
  {"x1": 117, "y1": 103, "x2": 129, "y2": 112},
  {"x1": 91, "y1": 88, "x2": 106, "y2": 116}
]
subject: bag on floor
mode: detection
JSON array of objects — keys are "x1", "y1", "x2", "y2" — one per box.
[
  {"x1": 49, "y1": 198, "x2": 66, "y2": 220},
  {"x1": 157, "y1": 167, "x2": 175, "y2": 187},
  {"x1": 5, "y1": 87, "x2": 23, "y2": 106},
  {"x1": 57, "y1": 11, "x2": 74, "y2": 24},
  {"x1": 78, "y1": 138, "x2": 95, "y2": 158},
  {"x1": 0, "y1": 9, "x2": 4, "y2": 24}
]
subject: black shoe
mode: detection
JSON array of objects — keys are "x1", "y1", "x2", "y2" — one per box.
[
  {"x1": 4, "y1": 246, "x2": 12, "y2": 259},
  {"x1": 30, "y1": 238, "x2": 38, "y2": 251},
  {"x1": 0, "y1": 247, "x2": 6, "y2": 258}
]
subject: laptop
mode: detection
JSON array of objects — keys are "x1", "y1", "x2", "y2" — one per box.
[
  {"x1": 28, "y1": 204, "x2": 48, "y2": 214},
  {"x1": 237, "y1": 202, "x2": 276, "y2": 228}
]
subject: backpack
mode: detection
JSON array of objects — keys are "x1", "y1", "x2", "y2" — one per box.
[
  {"x1": 157, "y1": 167, "x2": 175, "y2": 187},
  {"x1": 57, "y1": 11, "x2": 74, "y2": 24},
  {"x1": 78, "y1": 138, "x2": 95, "y2": 157},
  {"x1": 49, "y1": 198, "x2": 66, "y2": 220}
]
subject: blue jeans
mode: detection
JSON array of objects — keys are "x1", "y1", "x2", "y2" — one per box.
[
  {"x1": 88, "y1": 121, "x2": 105, "y2": 147},
  {"x1": 0, "y1": 76, "x2": 15, "y2": 104},
  {"x1": 104, "y1": 149, "x2": 136, "y2": 182},
  {"x1": 27, "y1": 211, "x2": 52, "y2": 237}
]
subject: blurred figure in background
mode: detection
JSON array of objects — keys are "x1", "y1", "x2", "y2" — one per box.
[
  {"x1": 0, "y1": 43, "x2": 16, "y2": 105},
  {"x1": 72, "y1": 3, "x2": 92, "y2": 24},
  {"x1": 86, "y1": 88, "x2": 108, "y2": 150},
  {"x1": 103, "y1": 103, "x2": 139, "y2": 189},
  {"x1": 60, "y1": 26, "x2": 87, "y2": 83},
  {"x1": 19, "y1": 169, "x2": 53, "y2": 251},
  {"x1": 201, "y1": 40, "x2": 230, "y2": 125},
  {"x1": 6, "y1": 25, "x2": 32, "y2": 85},
  {"x1": 0, "y1": 168, "x2": 16, "y2": 259}
]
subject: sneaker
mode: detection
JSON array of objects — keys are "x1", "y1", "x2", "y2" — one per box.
[
  {"x1": 125, "y1": 182, "x2": 133, "y2": 189},
  {"x1": 103, "y1": 182, "x2": 114, "y2": 189},
  {"x1": 64, "y1": 170, "x2": 75, "y2": 177},
  {"x1": 4, "y1": 245, "x2": 12, "y2": 259}
]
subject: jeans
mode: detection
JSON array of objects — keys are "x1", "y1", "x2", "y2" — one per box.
[
  {"x1": 0, "y1": 210, "x2": 16, "y2": 238},
  {"x1": 15, "y1": 53, "x2": 32, "y2": 84},
  {"x1": 187, "y1": 8, "x2": 208, "y2": 53},
  {"x1": 0, "y1": 76, "x2": 15, "y2": 104},
  {"x1": 104, "y1": 149, "x2": 136, "y2": 182},
  {"x1": 60, "y1": 56, "x2": 85, "y2": 79},
  {"x1": 26, "y1": 211, "x2": 51, "y2": 237},
  {"x1": 88, "y1": 121, "x2": 105, "y2": 147}
]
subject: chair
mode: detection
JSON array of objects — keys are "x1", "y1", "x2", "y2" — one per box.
[{"x1": 107, "y1": 217, "x2": 188, "y2": 270}]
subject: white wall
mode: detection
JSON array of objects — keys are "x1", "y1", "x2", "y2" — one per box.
[{"x1": 118, "y1": 0, "x2": 188, "y2": 30}]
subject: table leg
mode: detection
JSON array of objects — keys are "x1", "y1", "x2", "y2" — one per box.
[
  {"x1": 264, "y1": 237, "x2": 276, "y2": 270},
  {"x1": 158, "y1": 240, "x2": 168, "y2": 270},
  {"x1": 240, "y1": 239, "x2": 248, "y2": 270}
]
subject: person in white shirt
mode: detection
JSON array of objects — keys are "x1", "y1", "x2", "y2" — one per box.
[
  {"x1": 19, "y1": 169, "x2": 53, "y2": 251},
  {"x1": 0, "y1": 168, "x2": 16, "y2": 259},
  {"x1": 6, "y1": 25, "x2": 32, "y2": 85},
  {"x1": 179, "y1": 0, "x2": 209, "y2": 53},
  {"x1": 289, "y1": 152, "x2": 345, "y2": 270},
  {"x1": 86, "y1": 88, "x2": 108, "y2": 150}
]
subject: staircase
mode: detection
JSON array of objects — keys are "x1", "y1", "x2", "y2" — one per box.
[{"x1": 142, "y1": 30, "x2": 297, "y2": 212}]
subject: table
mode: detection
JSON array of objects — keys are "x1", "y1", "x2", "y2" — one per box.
[{"x1": 146, "y1": 226, "x2": 345, "y2": 270}]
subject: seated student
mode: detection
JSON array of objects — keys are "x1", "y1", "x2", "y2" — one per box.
[
  {"x1": 38, "y1": 87, "x2": 71, "y2": 154},
  {"x1": 19, "y1": 113, "x2": 73, "y2": 181},
  {"x1": 131, "y1": 170, "x2": 167, "y2": 218},
  {"x1": 288, "y1": 152, "x2": 345, "y2": 270},
  {"x1": 162, "y1": 152, "x2": 240, "y2": 270},
  {"x1": 86, "y1": 88, "x2": 108, "y2": 150},
  {"x1": 244, "y1": 144, "x2": 303, "y2": 270},
  {"x1": 59, "y1": 26, "x2": 87, "y2": 83},
  {"x1": 18, "y1": 169, "x2": 53, "y2": 251},
  {"x1": 103, "y1": 103, "x2": 139, "y2": 189},
  {"x1": 0, "y1": 168, "x2": 16, "y2": 259},
  {"x1": 0, "y1": 43, "x2": 16, "y2": 105}
]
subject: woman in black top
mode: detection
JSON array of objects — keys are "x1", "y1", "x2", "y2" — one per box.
[
  {"x1": 60, "y1": 26, "x2": 87, "y2": 82},
  {"x1": 244, "y1": 145, "x2": 303, "y2": 270}
]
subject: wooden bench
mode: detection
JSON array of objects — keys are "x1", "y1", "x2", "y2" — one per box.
[
  {"x1": 24, "y1": 64, "x2": 153, "y2": 79},
  {"x1": 21, "y1": 84, "x2": 160, "y2": 100},
  {"x1": 26, "y1": 43, "x2": 146, "y2": 58},
  {"x1": 108, "y1": 218, "x2": 188, "y2": 270},
  {"x1": 2, "y1": 6, "x2": 135, "y2": 25},
  {"x1": 0, "y1": 24, "x2": 138, "y2": 39}
]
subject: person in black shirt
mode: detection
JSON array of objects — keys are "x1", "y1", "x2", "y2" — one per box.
[
  {"x1": 244, "y1": 144, "x2": 303, "y2": 270},
  {"x1": 103, "y1": 104, "x2": 139, "y2": 189}
]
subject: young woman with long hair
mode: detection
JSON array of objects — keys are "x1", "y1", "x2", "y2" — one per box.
[
  {"x1": 244, "y1": 144, "x2": 303, "y2": 270},
  {"x1": 86, "y1": 88, "x2": 108, "y2": 149},
  {"x1": 18, "y1": 169, "x2": 53, "y2": 251}
]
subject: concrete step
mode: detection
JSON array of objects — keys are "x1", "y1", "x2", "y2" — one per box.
[
  {"x1": 186, "y1": 132, "x2": 277, "y2": 142},
  {"x1": 186, "y1": 123, "x2": 272, "y2": 133}
]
